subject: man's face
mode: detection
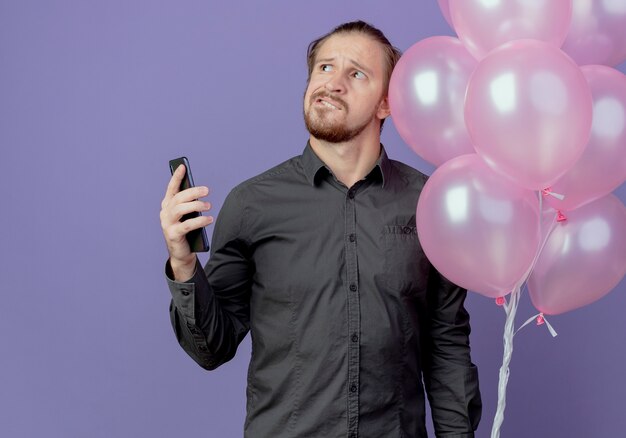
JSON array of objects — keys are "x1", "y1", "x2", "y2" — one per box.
[{"x1": 303, "y1": 32, "x2": 390, "y2": 143}]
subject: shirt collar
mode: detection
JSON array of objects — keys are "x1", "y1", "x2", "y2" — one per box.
[{"x1": 301, "y1": 140, "x2": 392, "y2": 188}]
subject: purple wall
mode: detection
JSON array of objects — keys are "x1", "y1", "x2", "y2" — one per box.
[{"x1": 1, "y1": 1, "x2": 625, "y2": 437}]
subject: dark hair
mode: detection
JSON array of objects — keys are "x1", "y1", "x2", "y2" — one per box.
[
  {"x1": 306, "y1": 21, "x2": 402, "y2": 131},
  {"x1": 306, "y1": 20, "x2": 402, "y2": 89}
]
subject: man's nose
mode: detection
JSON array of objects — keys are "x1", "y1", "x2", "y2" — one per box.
[{"x1": 324, "y1": 72, "x2": 346, "y2": 93}]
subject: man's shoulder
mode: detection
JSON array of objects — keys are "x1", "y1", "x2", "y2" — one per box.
[
  {"x1": 386, "y1": 157, "x2": 429, "y2": 190},
  {"x1": 229, "y1": 154, "x2": 303, "y2": 197}
]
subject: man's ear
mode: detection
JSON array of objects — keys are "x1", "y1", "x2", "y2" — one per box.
[{"x1": 377, "y1": 96, "x2": 391, "y2": 120}]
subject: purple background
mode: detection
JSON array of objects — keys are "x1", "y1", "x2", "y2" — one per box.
[{"x1": 1, "y1": 1, "x2": 625, "y2": 437}]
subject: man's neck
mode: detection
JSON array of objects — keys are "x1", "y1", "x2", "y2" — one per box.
[{"x1": 309, "y1": 132, "x2": 381, "y2": 188}]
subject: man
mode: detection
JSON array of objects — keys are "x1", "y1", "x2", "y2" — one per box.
[{"x1": 160, "y1": 21, "x2": 481, "y2": 438}]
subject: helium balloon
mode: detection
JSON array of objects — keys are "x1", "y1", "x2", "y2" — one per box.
[
  {"x1": 389, "y1": 36, "x2": 477, "y2": 167},
  {"x1": 528, "y1": 195, "x2": 626, "y2": 315},
  {"x1": 416, "y1": 154, "x2": 541, "y2": 298},
  {"x1": 546, "y1": 65, "x2": 626, "y2": 211},
  {"x1": 562, "y1": 0, "x2": 626, "y2": 66},
  {"x1": 465, "y1": 39, "x2": 593, "y2": 190},
  {"x1": 448, "y1": 0, "x2": 572, "y2": 60}
]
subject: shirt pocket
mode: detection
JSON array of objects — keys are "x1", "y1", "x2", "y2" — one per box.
[{"x1": 382, "y1": 225, "x2": 430, "y2": 296}]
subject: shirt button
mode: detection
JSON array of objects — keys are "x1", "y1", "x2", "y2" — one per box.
[
  {"x1": 351, "y1": 333, "x2": 358, "y2": 342},
  {"x1": 181, "y1": 289, "x2": 190, "y2": 296},
  {"x1": 349, "y1": 284, "x2": 357, "y2": 292},
  {"x1": 348, "y1": 189, "x2": 355, "y2": 199},
  {"x1": 350, "y1": 384, "x2": 357, "y2": 392},
  {"x1": 402, "y1": 226, "x2": 412, "y2": 234},
  {"x1": 349, "y1": 233, "x2": 356, "y2": 242}
]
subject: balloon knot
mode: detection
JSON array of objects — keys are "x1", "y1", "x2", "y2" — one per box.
[
  {"x1": 495, "y1": 296, "x2": 505, "y2": 306},
  {"x1": 543, "y1": 188, "x2": 566, "y2": 200},
  {"x1": 556, "y1": 211, "x2": 567, "y2": 222},
  {"x1": 536, "y1": 313, "x2": 545, "y2": 325}
]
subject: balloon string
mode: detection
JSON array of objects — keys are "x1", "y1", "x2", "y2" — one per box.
[
  {"x1": 490, "y1": 191, "x2": 558, "y2": 438},
  {"x1": 490, "y1": 283, "x2": 521, "y2": 438},
  {"x1": 516, "y1": 312, "x2": 558, "y2": 337},
  {"x1": 522, "y1": 191, "x2": 559, "y2": 283}
]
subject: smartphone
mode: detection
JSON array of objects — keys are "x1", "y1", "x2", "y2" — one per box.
[{"x1": 169, "y1": 157, "x2": 210, "y2": 253}]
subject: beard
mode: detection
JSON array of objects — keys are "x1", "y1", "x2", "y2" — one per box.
[{"x1": 303, "y1": 91, "x2": 376, "y2": 143}]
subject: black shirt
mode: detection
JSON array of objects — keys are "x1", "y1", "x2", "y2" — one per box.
[{"x1": 166, "y1": 142, "x2": 482, "y2": 437}]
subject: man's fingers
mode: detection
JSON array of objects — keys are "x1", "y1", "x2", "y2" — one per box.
[
  {"x1": 162, "y1": 214, "x2": 213, "y2": 243},
  {"x1": 170, "y1": 201, "x2": 211, "y2": 223},
  {"x1": 164, "y1": 164, "x2": 186, "y2": 201},
  {"x1": 173, "y1": 185, "x2": 210, "y2": 204},
  {"x1": 172, "y1": 215, "x2": 214, "y2": 236}
]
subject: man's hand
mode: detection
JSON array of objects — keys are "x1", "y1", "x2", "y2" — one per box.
[{"x1": 160, "y1": 164, "x2": 213, "y2": 281}]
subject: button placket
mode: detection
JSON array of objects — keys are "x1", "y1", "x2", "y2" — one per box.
[{"x1": 344, "y1": 186, "x2": 360, "y2": 436}]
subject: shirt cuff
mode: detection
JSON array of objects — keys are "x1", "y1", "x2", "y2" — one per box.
[{"x1": 165, "y1": 257, "x2": 203, "y2": 320}]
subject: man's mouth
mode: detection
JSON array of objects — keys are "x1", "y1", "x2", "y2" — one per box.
[
  {"x1": 313, "y1": 94, "x2": 345, "y2": 111},
  {"x1": 319, "y1": 99, "x2": 340, "y2": 110}
]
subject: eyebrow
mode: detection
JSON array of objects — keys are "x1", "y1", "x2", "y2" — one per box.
[{"x1": 316, "y1": 57, "x2": 374, "y2": 77}]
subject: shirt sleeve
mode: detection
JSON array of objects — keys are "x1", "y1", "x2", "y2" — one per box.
[
  {"x1": 422, "y1": 264, "x2": 482, "y2": 438},
  {"x1": 166, "y1": 187, "x2": 253, "y2": 370}
]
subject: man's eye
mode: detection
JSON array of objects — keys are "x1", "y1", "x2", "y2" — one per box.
[
  {"x1": 353, "y1": 71, "x2": 365, "y2": 79},
  {"x1": 321, "y1": 64, "x2": 332, "y2": 72}
]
